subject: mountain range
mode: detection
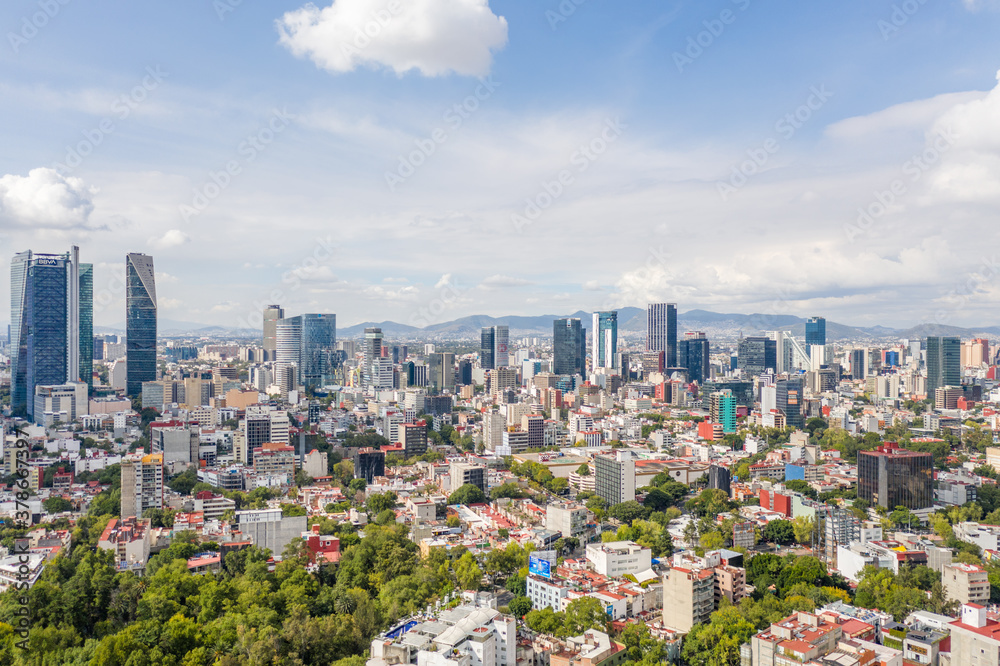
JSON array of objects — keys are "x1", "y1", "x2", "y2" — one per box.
[{"x1": 93, "y1": 310, "x2": 1000, "y2": 342}]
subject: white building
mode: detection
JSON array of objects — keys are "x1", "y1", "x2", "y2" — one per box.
[{"x1": 585, "y1": 541, "x2": 652, "y2": 578}]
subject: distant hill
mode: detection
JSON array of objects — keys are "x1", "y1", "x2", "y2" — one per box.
[{"x1": 92, "y1": 310, "x2": 999, "y2": 341}]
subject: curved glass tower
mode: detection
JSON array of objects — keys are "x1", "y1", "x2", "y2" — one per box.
[{"x1": 126, "y1": 253, "x2": 157, "y2": 397}]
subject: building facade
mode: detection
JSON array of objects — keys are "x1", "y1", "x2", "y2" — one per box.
[
  {"x1": 125, "y1": 253, "x2": 157, "y2": 397},
  {"x1": 857, "y1": 443, "x2": 933, "y2": 510}
]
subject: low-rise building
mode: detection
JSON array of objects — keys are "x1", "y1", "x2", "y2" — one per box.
[
  {"x1": 97, "y1": 517, "x2": 151, "y2": 571},
  {"x1": 943, "y1": 562, "x2": 990, "y2": 605},
  {"x1": 585, "y1": 542, "x2": 651, "y2": 578}
]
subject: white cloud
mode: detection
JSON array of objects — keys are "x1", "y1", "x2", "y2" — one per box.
[
  {"x1": 276, "y1": 0, "x2": 508, "y2": 77},
  {"x1": 924, "y1": 69, "x2": 1000, "y2": 202},
  {"x1": 148, "y1": 229, "x2": 191, "y2": 249},
  {"x1": 825, "y1": 91, "x2": 985, "y2": 141},
  {"x1": 480, "y1": 274, "x2": 532, "y2": 289},
  {"x1": 0, "y1": 168, "x2": 96, "y2": 230}
]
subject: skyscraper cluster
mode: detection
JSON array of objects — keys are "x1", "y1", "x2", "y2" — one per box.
[
  {"x1": 11, "y1": 248, "x2": 156, "y2": 421},
  {"x1": 267, "y1": 308, "x2": 337, "y2": 392}
]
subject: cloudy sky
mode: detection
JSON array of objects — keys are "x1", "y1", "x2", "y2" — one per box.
[{"x1": 2, "y1": 0, "x2": 1000, "y2": 332}]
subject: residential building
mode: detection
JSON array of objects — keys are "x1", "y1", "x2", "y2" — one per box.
[
  {"x1": 97, "y1": 517, "x2": 151, "y2": 571},
  {"x1": 545, "y1": 502, "x2": 589, "y2": 539},
  {"x1": 662, "y1": 567, "x2": 715, "y2": 632},
  {"x1": 936, "y1": 480, "x2": 977, "y2": 506},
  {"x1": 152, "y1": 424, "x2": 200, "y2": 468},
  {"x1": 450, "y1": 461, "x2": 487, "y2": 495},
  {"x1": 750, "y1": 612, "x2": 843, "y2": 666},
  {"x1": 943, "y1": 562, "x2": 990, "y2": 605},
  {"x1": 709, "y1": 390, "x2": 737, "y2": 433},
  {"x1": 527, "y1": 573, "x2": 569, "y2": 611},
  {"x1": 302, "y1": 449, "x2": 328, "y2": 479},
  {"x1": 120, "y1": 453, "x2": 164, "y2": 519},
  {"x1": 253, "y1": 442, "x2": 295, "y2": 484},
  {"x1": 950, "y1": 604, "x2": 1000, "y2": 666},
  {"x1": 595, "y1": 451, "x2": 635, "y2": 507}
]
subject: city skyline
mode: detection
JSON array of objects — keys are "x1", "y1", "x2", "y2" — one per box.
[{"x1": 1, "y1": 2, "x2": 999, "y2": 329}]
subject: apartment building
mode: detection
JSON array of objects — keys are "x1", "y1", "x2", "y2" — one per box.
[
  {"x1": 943, "y1": 562, "x2": 990, "y2": 605},
  {"x1": 662, "y1": 567, "x2": 715, "y2": 633},
  {"x1": 750, "y1": 612, "x2": 843, "y2": 666}
]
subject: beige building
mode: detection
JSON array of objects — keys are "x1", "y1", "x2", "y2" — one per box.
[
  {"x1": 97, "y1": 517, "x2": 151, "y2": 570},
  {"x1": 950, "y1": 604, "x2": 1000, "y2": 666},
  {"x1": 302, "y1": 449, "x2": 328, "y2": 479},
  {"x1": 120, "y1": 453, "x2": 164, "y2": 519},
  {"x1": 943, "y1": 562, "x2": 990, "y2": 605},
  {"x1": 750, "y1": 612, "x2": 842, "y2": 666},
  {"x1": 714, "y1": 565, "x2": 747, "y2": 605},
  {"x1": 662, "y1": 567, "x2": 715, "y2": 632}
]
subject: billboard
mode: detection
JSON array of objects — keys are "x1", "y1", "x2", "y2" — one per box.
[{"x1": 528, "y1": 555, "x2": 551, "y2": 579}]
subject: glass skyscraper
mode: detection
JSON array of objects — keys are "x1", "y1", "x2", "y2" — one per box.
[
  {"x1": 678, "y1": 332, "x2": 710, "y2": 385},
  {"x1": 553, "y1": 318, "x2": 584, "y2": 376},
  {"x1": 646, "y1": 303, "x2": 677, "y2": 366},
  {"x1": 775, "y1": 378, "x2": 804, "y2": 429},
  {"x1": 592, "y1": 311, "x2": 618, "y2": 371},
  {"x1": 299, "y1": 313, "x2": 336, "y2": 390},
  {"x1": 926, "y1": 336, "x2": 961, "y2": 395},
  {"x1": 79, "y1": 263, "x2": 93, "y2": 389},
  {"x1": 805, "y1": 316, "x2": 826, "y2": 347},
  {"x1": 10, "y1": 247, "x2": 91, "y2": 417},
  {"x1": 737, "y1": 336, "x2": 777, "y2": 377},
  {"x1": 480, "y1": 327, "x2": 495, "y2": 370},
  {"x1": 126, "y1": 253, "x2": 157, "y2": 397}
]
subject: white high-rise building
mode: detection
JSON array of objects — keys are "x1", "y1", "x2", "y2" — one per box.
[{"x1": 493, "y1": 325, "x2": 510, "y2": 368}]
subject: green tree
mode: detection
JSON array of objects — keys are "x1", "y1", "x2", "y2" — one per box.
[
  {"x1": 761, "y1": 520, "x2": 796, "y2": 546},
  {"x1": 366, "y1": 491, "x2": 398, "y2": 515},
  {"x1": 454, "y1": 552, "x2": 483, "y2": 591},
  {"x1": 43, "y1": 496, "x2": 72, "y2": 513},
  {"x1": 449, "y1": 483, "x2": 487, "y2": 506},
  {"x1": 607, "y1": 500, "x2": 648, "y2": 525},
  {"x1": 563, "y1": 597, "x2": 608, "y2": 635},
  {"x1": 508, "y1": 596, "x2": 532, "y2": 618}
]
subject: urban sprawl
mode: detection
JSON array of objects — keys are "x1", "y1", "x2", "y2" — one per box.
[{"x1": 5, "y1": 246, "x2": 1000, "y2": 666}]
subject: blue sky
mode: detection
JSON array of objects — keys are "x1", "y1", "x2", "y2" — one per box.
[{"x1": 2, "y1": 0, "x2": 1000, "y2": 332}]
